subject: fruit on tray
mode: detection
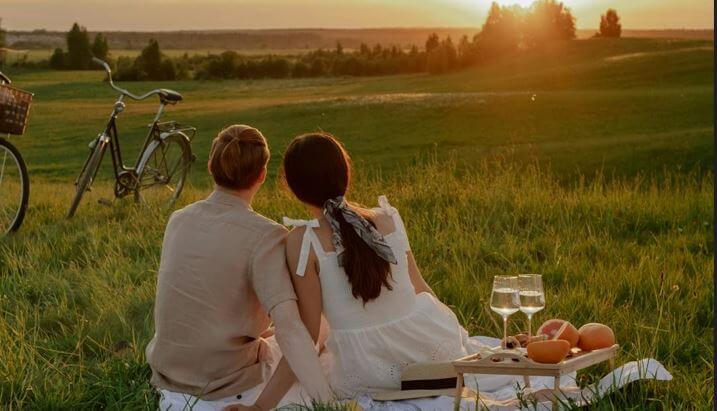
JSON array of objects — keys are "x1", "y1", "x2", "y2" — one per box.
[
  {"x1": 526, "y1": 339, "x2": 571, "y2": 363},
  {"x1": 577, "y1": 323, "x2": 615, "y2": 351},
  {"x1": 537, "y1": 319, "x2": 580, "y2": 347}
]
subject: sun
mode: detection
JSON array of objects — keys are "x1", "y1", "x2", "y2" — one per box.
[
  {"x1": 451, "y1": 0, "x2": 581, "y2": 9},
  {"x1": 492, "y1": 0, "x2": 536, "y2": 6},
  {"x1": 448, "y1": 0, "x2": 537, "y2": 12}
]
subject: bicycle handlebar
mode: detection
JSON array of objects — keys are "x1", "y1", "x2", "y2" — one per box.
[{"x1": 92, "y1": 57, "x2": 165, "y2": 101}]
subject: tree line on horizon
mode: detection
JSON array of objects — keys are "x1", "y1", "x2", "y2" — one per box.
[{"x1": 3, "y1": 1, "x2": 624, "y2": 80}]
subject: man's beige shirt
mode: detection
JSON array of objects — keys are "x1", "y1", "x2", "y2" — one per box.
[{"x1": 146, "y1": 188, "x2": 297, "y2": 400}]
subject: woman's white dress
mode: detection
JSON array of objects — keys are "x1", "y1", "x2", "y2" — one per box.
[{"x1": 285, "y1": 196, "x2": 488, "y2": 398}]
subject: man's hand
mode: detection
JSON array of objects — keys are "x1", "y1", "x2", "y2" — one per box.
[{"x1": 222, "y1": 404, "x2": 262, "y2": 411}]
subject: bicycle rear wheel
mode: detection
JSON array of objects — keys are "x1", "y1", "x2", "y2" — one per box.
[
  {"x1": 0, "y1": 138, "x2": 29, "y2": 234},
  {"x1": 67, "y1": 138, "x2": 106, "y2": 218},
  {"x1": 134, "y1": 133, "x2": 191, "y2": 209}
]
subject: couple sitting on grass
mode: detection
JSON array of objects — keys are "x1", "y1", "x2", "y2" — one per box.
[{"x1": 145, "y1": 124, "x2": 501, "y2": 411}]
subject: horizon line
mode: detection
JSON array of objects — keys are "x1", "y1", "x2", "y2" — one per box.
[{"x1": 7, "y1": 26, "x2": 715, "y2": 33}]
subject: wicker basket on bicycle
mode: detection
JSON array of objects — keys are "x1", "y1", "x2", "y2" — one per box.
[{"x1": 0, "y1": 84, "x2": 33, "y2": 135}]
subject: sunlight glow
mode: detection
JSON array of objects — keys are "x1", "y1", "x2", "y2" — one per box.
[
  {"x1": 492, "y1": 0, "x2": 537, "y2": 7},
  {"x1": 452, "y1": 0, "x2": 592, "y2": 10}
]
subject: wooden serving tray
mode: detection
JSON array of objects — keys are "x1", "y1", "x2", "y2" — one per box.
[
  {"x1": 451, "y1": 344, "x2": 619, "y2": 408},
  {"x1": 453, "y1": 344, "x2": 619, "y2": 377}
]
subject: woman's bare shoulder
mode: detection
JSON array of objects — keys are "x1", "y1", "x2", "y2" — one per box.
[
  {"x1": 368, "y1": 207, "x2": 397, "y2": 235},
  {"x1": 286, "y1": 226, "x2": 307, "y2": 250}
]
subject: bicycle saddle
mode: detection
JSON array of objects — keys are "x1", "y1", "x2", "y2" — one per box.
[
  {"x1": 158, "y1": 89, "x2": 182, "y2": 103},
  {"x1": 0, "y1": 71, "x2": 11, "y2": 84}
]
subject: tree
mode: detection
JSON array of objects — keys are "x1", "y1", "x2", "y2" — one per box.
[
  {"x1": 372, "y1": 43, "x2": 383, "y2": 56},
  {"x1": 117, "y1": 39, "x2": 176, "y2": 81},
  {"x1": 474, "y1": 2, "x2": 523, "y2": 61},
  {"x1": 0, "y1": 18, "x2": 6, "y2": 66},
  {"x1": 137, "y1": 39, "x2": 163, "y2": 80},
  {"x1": 457, "y1": 35, "x2": 470, "y2": 60},
  {"x1": 0, "y1": 18, "x2": 6, "y2": 49},
  {"x1": 425, "y1": 33, "x2": 440, "y2": 53},
  {"x1": 49, "y1": 48, "x2": 66, "y2": 69},
  {"x1": 92, "y1": 33, "x2": 109, "y2": 60},
  {"x1": 427, "y1": 36, "x2": 458, "y2": 74},
  {"x1": 66, "y1": 23, "x2": 93, "y2": 69},
  {"x1": 599, "y1": 9, "x2": 622, "y2": 38},
  {"x1": 336, "y1": 41, "x2": 344, "y2": 55},
  {"x1": 523, "y1": 0, "x2": 576, "y2": 47}
]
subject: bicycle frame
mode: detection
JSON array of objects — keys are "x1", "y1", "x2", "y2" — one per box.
[{"x1": 76, "y1": 95, "x2": 169, "y2": 187}]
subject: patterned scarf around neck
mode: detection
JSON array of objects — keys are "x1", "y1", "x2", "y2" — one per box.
[{"x1": 323, "y1": 196, "x2": 397, "y2": 266}]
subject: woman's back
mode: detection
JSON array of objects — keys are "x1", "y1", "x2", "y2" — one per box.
[
  {"x1": 286, "y1": 197, "x2": 471, "y2": 397},
  {"x1": 290, "y1": 197, "x2": 417, "y2": 329}
]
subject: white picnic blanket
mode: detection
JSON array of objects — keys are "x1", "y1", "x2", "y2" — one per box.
[
  {"x1": 354, "y1": 337, "x2": 672, "y2": 411},
  {"x1": 158, "y1": 337, "x2": 672, "y2": 411}
]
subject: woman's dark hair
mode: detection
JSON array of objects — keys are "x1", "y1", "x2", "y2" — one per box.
[{"x1": 282, "y1": 132, "x2": 392, "y2": 303}]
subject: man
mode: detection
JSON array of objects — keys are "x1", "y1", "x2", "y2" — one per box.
[{"x1": 146, "y1": 124, "x2": 332, "y2": 410}]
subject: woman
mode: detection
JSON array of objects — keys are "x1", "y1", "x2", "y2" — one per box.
[
  {"x1": 227, "y1": 132, "x2": 492, "y2": 411},
  {"x1": 280, "y1": 132, "x2": 489, "y2": 398}
]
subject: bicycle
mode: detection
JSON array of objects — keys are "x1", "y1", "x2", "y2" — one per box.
[
  {"x1": 67, "y1": 58, "x2": 196, "y2": 218},
  {"x1": 0, "y1": 71, "x2": 31, "y2": 234}
]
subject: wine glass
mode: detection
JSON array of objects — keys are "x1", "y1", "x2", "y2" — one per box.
[
  {"x1": 490, "y1": 275, "x2": 520, "y2": 349},
  {"x1": 518, "y1": 274, "x2": 545, "y2": 338}
]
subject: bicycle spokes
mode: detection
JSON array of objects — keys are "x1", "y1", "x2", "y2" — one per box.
[
  {"x1": 0, "y1": 143, "x2": 26, "y2": 233},
  {"x1": 135, "y1": 135, "x2": 190, "y2": 208}
]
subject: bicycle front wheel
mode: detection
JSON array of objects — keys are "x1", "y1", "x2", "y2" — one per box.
[
  {"x1": 0, "y1": 138, "x2": 29, "y2": 234},
  {"x1": 67, "y1": 138, "x2": 106, "y2": 218},
  {"x1": 134, "y1": 133, "x2": 192, "y2": 209}
]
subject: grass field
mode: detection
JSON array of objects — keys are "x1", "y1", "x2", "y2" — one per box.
[{"x1": 0, "y1": 38, "x2": 714, "y2": 409}]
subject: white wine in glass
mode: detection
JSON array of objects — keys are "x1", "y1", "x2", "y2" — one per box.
[
  {"x1": 490, "y1": 275, "x2": 520, "y2": 348},
  {"x1": 519, "y1": 274, "x2": 545, "y2": 338}
]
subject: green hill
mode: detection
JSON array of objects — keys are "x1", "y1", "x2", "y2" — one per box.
[{"x1": 6, "y1": 38, "x2": 714, "y2": 184}]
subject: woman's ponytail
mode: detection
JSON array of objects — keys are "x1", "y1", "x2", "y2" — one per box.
[{"x1": 283, "y1": 133, "x2": 394, "y2": 303}]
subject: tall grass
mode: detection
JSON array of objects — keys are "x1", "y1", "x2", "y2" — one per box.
[{"x1": 0, "y1": 160, "x2": 712, "y2": 409}]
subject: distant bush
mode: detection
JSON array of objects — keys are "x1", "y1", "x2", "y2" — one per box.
[
  {"x1": 190, "y1": 44, "x2": 428, "y2": 80},
  {"x1": 49, "y1": 48, "x2": 66, "y2": 69},
  {"x1": 115, "y1": 39, "x2": 183, "y2": 81}
]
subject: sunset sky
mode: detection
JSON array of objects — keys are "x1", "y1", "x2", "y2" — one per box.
[{"x1": 2, "y1": 0, "x2": 713, "y2": 31}]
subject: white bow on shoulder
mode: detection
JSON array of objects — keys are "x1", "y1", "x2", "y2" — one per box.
[{"x1": 282, "y1": 217, "x2": 320, "y2": 277}]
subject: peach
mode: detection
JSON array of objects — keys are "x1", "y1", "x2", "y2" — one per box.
[
  {"x1": 527, "y1": 339, "x2": 571, "y2": 364},
  {"x1": 578, "y1": 323, "x2": 615, "y2": 351}
]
